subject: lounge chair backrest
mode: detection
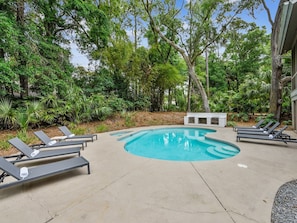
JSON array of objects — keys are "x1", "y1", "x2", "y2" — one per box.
[
  {"x1": 273, "y1": 125, "x2": 288, "y2": 138},
  {"x1": 0, "y1": 157, "x2": 21, "y2": 180},
  {"x1": 34, "y1": 131, "x2": 51, "y2": 144},
  {"x1": 262, "y1": 121, "x2": 273, "y2": 130},
  {"x1": 59, "y1": 126, "x2": 72, "y2": 136},
  {"x1": 255, "y1": 119, "x2": 265, "y2": 128},
  {"x1": 267, "y1": 122, "x2": 280, "y2": 134},
  {"x1": 8, "y1": 137, "x2": 33, "y2": 157}
]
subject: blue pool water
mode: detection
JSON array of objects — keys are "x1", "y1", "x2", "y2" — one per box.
[{"x1": 119, "y1": 127, "x2": 240, "y2": 161}]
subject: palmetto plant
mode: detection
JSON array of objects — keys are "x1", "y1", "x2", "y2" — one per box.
[
  {"x1": 16, "y1": 101, "x2": 43, "y2": 133},
  {"x1": 0, "y1": 98, "x2": 17, "y2": 129},
  {"x1": 40, "y1": 94, "x2": 65, "y2": 124},
  {"x1": 63, "y1": 85, "x2": 88, "y2": 124},
  {"x1": 88, "y1": 94, "x2": 112, "y2": 121}
]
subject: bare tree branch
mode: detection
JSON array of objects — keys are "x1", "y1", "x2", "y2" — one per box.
[
  {"x1": 281, "y1": 76, "x2": 291, "y2": 87},
  {"x1": 260, "y1": 0, "x2": 274, "y2": 26},
  {"x1": 141, "y1": 0, "x2": 188, "y2": 60}
]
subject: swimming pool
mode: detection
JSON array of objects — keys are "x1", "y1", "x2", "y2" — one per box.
[{"x1": 119, "y1": 127, "x2": 240, "y2": 161}]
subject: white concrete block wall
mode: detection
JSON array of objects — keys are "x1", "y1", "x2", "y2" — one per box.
[{"x1": 184, "y1": 113, "x2": 227, "y2": 127}]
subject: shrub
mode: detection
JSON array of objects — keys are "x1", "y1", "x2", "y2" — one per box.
[
  {"x1": 95, "y1": 124, "x2": 109, "y2": 133},
  {"x1": 226, "y1": 121, "x2": 236, "y2": 127}
]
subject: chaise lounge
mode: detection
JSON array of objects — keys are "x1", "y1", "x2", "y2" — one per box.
[
  {"x1": 235, "y1": 120, "x2": 274, "y2": 133},
  {"x1": 58, "y1": 126, "x2": 98, "y2": 142},
  {"x1": 7, "y1": 137, "x2": 81, "y2": 163},
  {"x1": 0, "y1": 156, "x2": 90, "y2": 189},
  {"x1": 237, "y1": 122, "x2": 280, "y2": 135},
  {"x1": 236, "y1": 125, "x2": 297, "y2": 144},
  {"x1": 34, "y1": 130, "x2": 87, "y2": 150},
  {"x1": 233, "y1": 119, "x2": 265, "y2": 132}
]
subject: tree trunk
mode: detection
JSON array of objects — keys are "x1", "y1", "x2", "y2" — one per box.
[
  {"x1": 187, "y1": 76, "x2": 192, "y2": 112},
  {"x1": 142, "y1": 0, "x2": 210, "y2": 112},
  {"x1": 17, "y1": 0, "x2": 28, "y2": 99},
  {"x1": 205, "y1": 48, "x2": 209, "y2": 97},
  {"x1": 0, "y1": 48, "x2": 4, "y2": 59},
  {"x1": 269, "y1": 38, "x2": 282, "y2": 120},
  {"x1": 168, "y1": 88, "x2": 172, "y2": 109},
  {"x1": 188, "y1": 64, "x2": 210, "y2": 112},
  {"x1": 269, "y1": 0, "x2": 285, "y2": 121}
]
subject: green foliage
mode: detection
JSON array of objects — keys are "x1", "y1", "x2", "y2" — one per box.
[
  {"x1": 190, "y1": 97, "x2": 203, "y2": 112},
  {"x1": 0, "y1": 98, "x2": 17, "y2": 129},
  {"x1": 173, "y1": 89, "x2": 187, "y2": 111},
  {"x1": 0, "y1": 61, "x2": 18, "y2": 97},
  {"x1": 95, "y1": 107, "x2": 113, "y2": 121},
  {"x1": 228, "y1": 113, "x2": 249, "y2": 122},
  {"x1": 210, "y1": 91, "x2": 234, "y2": 112},
  {"x1": 68, "y1": 127, "x2": 86, "y2": 135},
  {"x1": 74, "y1": 67, "x2": 115, "y2": 96},
  {"x1": 239, "y1": 113, "x2": 249, "y2": 122},
  {"x1": 70, "y1": 0, "x2": 110, "y2": 56},
  {"x1": 121, "y1": 111, "x2": 136, "y2": 128},
  {"x1": 1, "y1": 131, "x2": 34, "y2": 151},
  {"x1": 0, "y1": 140, "x2": 11, "y2": 151},
  {"x1": 0, "y1": 0, "x2": 293, "y2": 129},
  {"x1": 107, "y1": 95, "x2": 130, "y2": 112},
  {"x1": 15, "y1": 101, "x2": 43, "y2": 133},
  {"x1": 208, "y1": 23, "x2": 272, "y2": 114},
  {"x1": 226, "y1": 121, "x2": 236, "y2": 127},
  {"x1": 263, "y1": 113, "x2": 277, "y2": 125},
  {"x1": 85, "y1": 94, "x2": 112, "y2": 121},
  {"x1": 16, "y1": 131, "x2": 36, "y2": 144},
  {"x1": 63, "y1": 123, "x2": 90, "y2": 135},
  {"x1": 235, "y1": 73, "x2": 270, "y2": 113},
  {"x1": 153, "y1": 64, "x2": 184, "y2": 89},
  {"x1": 95, "y1": 124, "x2": 109, "y2": 133},
  {"x1": 208, "y1": 53, "x2": 228, "y2": 93},
  {"x1": 0, "y1": 12, "x2": 19, "y2": 96},
  {"x1": 222, "y1": 23, "x2": 271, "y2": 92},
  {"x1": 283, "y1": 120, "x2": 292, "y2": 126},
  {"x1": 132, "y1": 96, "x2": 151, "y2": 111},
  {"x1": 148, "y1": 63, "x2": 185, "y2": 111}
]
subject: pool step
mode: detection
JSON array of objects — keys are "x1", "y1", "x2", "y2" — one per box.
[
  {"x1": 119, "y1": 130, "x2": 149, "y2": 143},
  {"x1": 219, "y1": 146, "x2": 239, "y2": 156},
  {"x1": 207, "y1": 146, "x2": 239, "y2": 159},
  {"x1": 110, "y1": 131, "x2": 132, "y2": 137},
  {"x1": 222, "y1": 145, "x2": 239, "y2": 154}
]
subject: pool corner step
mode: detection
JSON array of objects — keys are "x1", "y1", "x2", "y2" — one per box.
[
  {"x1": 222, "y1": 146, "x2": 239, "y2": 154},
  {"x1": 118, "y1": 130, "x2": 150, "y2": 143},
  {"x1": 206, "y1": 147, "x2": 230, "y2": 159}
]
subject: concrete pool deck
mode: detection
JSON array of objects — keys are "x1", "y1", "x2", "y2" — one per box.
[{"x1": 1, "y1": 125, "x2": 297, "y2": 223}]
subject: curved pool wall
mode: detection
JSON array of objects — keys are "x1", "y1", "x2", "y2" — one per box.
[{"x1": 118, "y1": 127, "x2": 240, "y2": 161}]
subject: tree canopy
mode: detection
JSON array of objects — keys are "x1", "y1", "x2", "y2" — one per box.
[{"x1": 0, "y1": 0, "x2": 291, "y2": 131}]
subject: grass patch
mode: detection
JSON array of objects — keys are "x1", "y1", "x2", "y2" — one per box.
[
  {"x1": 120, "y1": 111, "x2": 136, "y2": 128},
  {"x1": 0, "y1": 140, "x2": 11, "y2": 151},
  {"x1": 70, "y1": 127, "x2": 86, "y2": 135},
  {"x1": 0, "y1": 134, "x2": 14, "y2": 151},
  {"x1": 226, "y1": 121, "x2": 236, "y2": 127},
  {"x1": 96, "y1": 124, "x2": 109, "y2": 133}
]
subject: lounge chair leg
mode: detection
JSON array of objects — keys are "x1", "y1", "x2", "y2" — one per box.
[
  {"x1": 87, "y1": 164, "x2": 91, "y2": 174},
  {"x1": 0, "y1": 172, "x2": 8, "y2": 183}
]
